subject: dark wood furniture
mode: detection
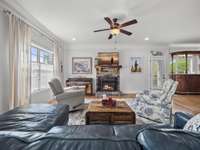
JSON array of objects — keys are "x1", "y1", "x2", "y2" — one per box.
[
  {"x1": 66, "y1": 78, "x2": 93, "y2": 95},
  {"x1": 172, "y1": 74, "x2": 200, "y2": 94},
  {"x1": 86, "y1": 101, "x2": 135, "y2": 125},
  {"x1": 171, "y1": 51, "x2": 200, "y2": 94}
]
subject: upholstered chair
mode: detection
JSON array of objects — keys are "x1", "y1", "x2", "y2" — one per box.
[
  {"x1": 49, "y1": 78, "x2": 85, "y2": 110},
  {"x1": 128, "y1": 79, "x2": 178, "y2": 124}
]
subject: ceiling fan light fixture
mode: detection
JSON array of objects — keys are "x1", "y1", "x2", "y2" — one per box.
[
  {"x1": 94, "y1": 17, "x2": 137, "y2": 40},
  {"x1": 144, "y1": 37, "x2": 149, "y2": 41},
  {"x1": 111, "y1": 28, "x2": 120, "y2": 35},
  {"x1": 72, "y1": 37, "x2": 76, "y2": 41}
]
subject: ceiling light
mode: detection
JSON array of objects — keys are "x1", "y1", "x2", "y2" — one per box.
[
  {"x1": 72, "y1": 37, "x2": 76, "y2": 41},
  {"x1": 145, "y1": 37, "x2": 149, "y2": 41},
  {"x1": 111, "y1": 28, "x2": 120, "y2": 35}
]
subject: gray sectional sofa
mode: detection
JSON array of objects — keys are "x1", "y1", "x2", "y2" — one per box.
[{"x1": 0, "y1": 104, "x2": 199, "y2": 150}]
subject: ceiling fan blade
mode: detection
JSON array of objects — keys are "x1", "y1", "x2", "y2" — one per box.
[
  {"x1": 120, "y1": 29, "x2": 132, "y2": 36},
  {"x1": 104, "y1": 17, "x2": 113, "y2": 27},
  {"x1": 120, "y1": 19, "x2": 138, "y2": 28},
  {"x1": 94, "y1": 28, "x2": 111, "y2": 32},
  {"x1": 108, "y1": 34, "x2": 113, "y2": 40}
]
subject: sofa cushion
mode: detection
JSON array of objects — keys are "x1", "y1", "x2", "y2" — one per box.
[
  {"x1": 24, "y1": 125, "x2": 147, "y2": 150},
  {"x1": 174, "y1": 112, "x2": 193, "y2": 129},
  {"x1": 0, "y1": 104, "x2": 69, "y2": 132},
  {"x1": 0, "y1": 131, "x2": 45, "y2": 150},
  {"x1": 137, "y1": 128, "x2": 200, "y2": 150}
]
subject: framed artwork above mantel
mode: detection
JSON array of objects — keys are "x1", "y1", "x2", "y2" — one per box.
[{"x1": 72, "y1": 57, "x2": 92, "y2": 74}]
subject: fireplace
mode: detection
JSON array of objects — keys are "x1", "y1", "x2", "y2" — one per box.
[
  {"x1": 97, "y1": 76, "x2": 119, "y2": 92},
  {"x1": 95, "y1": 52, "x2": 121, "y2": 96}
]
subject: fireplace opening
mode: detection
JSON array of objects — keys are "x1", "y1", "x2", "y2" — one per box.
[
  {"x1": 97, "y1": 76, "x2": 119, "y2": 92},
  {"x1": 103, "y1": 84, "x2": 114, "y2": 91}
]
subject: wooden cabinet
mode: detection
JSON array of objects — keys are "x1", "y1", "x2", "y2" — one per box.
[
  {"x1": 66, "y1": 78, "x2": 93, "y2": 95},
  {"x1": 171, "y1": 74, "x2": 200, "y2": 94},
  {"x1": 170, "y1": 51, "x2": 200, "y2": 95}
]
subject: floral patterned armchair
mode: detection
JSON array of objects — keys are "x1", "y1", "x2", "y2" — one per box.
[{"x1": 128, "y1": 79, "x2": 178, "y2": 124}]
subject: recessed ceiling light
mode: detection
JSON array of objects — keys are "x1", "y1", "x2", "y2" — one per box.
[
  {"x1": 72, "y1": 37, "x2": 76, "y2": 41},
  {"x1": 145, "y1": 37, "x2": 149, "y2": 41}
]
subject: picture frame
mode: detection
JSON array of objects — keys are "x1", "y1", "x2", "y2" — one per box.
[
  {"x1": 130, "y1": 57, "x2": 142, "y2": 73},
  {"x1": 72, "y1": 57, "x2": 92, "y2": 74}
]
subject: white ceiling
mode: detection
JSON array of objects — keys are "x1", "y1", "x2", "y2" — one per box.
[{"x1": 14, "y1": 0, "x2": 200, "y2": 45}]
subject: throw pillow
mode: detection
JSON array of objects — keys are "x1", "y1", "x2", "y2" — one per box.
[{"x1": 184, "y1": 113, "x2": 200, "y2": 133}]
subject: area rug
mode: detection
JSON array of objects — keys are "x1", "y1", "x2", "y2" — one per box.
[{"x1": 68, "y1": 98, "x2": 157, "y2": 125}]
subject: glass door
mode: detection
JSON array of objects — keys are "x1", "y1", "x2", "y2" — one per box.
[{"x1": 150, "y1": 56, "x2": 165, "y2": 90}]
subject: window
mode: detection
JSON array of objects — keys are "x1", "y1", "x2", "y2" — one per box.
[
  {"x1": 170, "y1": 52, "x2": 200, "y2": 75},
  {"x1": 187, "y1": 54, "x2": 200, "y2": 74},
  {"x1": 31, "y1": 45, "x2": 54, "y2": 92},
  {"x1": 170, "y1": 54, "x2": 187, "y2": 74}
]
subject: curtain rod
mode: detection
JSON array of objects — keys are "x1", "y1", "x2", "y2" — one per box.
[{"x1": 1, "y1": 5, "x2": 58, "y2": 44}]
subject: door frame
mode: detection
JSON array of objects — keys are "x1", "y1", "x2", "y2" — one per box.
[{"x1": 149, "y1": 56, "x2": 166, "y2": 90}]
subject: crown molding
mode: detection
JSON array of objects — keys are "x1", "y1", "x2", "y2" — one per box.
[{"x1": 0, "y1": 0, "x2": 62, "y2": 42}]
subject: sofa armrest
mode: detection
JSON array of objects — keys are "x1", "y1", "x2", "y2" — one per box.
[{"x1": 174, "y1": 112, "x2": 193, "y2": 129}]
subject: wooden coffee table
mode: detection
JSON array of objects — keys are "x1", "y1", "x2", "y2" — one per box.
[{"x1": 86, "y1": 101, "x2": 135, "y2": 125}]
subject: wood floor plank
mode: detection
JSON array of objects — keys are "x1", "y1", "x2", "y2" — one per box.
[{"x1": 173, "y1": 95, "x2": 200, "y2": 115}]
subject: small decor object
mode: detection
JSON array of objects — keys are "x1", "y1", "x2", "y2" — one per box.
[
  {"x1": 102, "y1": 94, "x2": 107, "y2": 100},
  {"x1": 72, "y1": 57, "x2": 92, "y2": 74},
  {"x1": 184, "y1": 113, "x2": 200, "y2": 133},
  {"x1": 150, "y1": 51, "x2": 163, "y2": 56},
  {"x1": 130, "y1": 57, "x2": 142, "y2": 72},
  {"x1": 102, "y1": 97, "x2": 116, "y2": 107}
]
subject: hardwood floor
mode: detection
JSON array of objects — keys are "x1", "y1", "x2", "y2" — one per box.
[
  {"x1": 173, "y1": 95, "x2": 200, "y2": 115},
  {"x1": 86, "y1": 94, "x2": 200, "y2": 115}
]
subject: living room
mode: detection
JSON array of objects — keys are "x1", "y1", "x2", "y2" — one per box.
[{"x1": 0, "y1": 0, "x2": 200, "y2": 149}]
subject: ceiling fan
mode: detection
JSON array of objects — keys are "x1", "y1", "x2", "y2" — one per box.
[{"x1": 94, "y1": 17, "x2": 138, "y2": 40}]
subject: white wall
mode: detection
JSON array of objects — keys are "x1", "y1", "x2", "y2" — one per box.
[
  {"x1": 0, "y1": 11, "x2": 9, "y2": 113},
  {"x1": 64, "y1": 44, "x2": 169, "y2": 93}
]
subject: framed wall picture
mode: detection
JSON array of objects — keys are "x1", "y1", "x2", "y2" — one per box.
[
  {"x1": 130, "y1": 57, "x2": 142, "y2": 73},
  {"x1": 72, "y1": 57, "x2": 92, "y2": 74}
]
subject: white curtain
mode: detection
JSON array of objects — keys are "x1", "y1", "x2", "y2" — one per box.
[
  {"x1": 9, "y1": 15, "x2": 32, "y2": 109},
  {"x1": 53, "y1": 41, "x2": 64, "y2": 84}
]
